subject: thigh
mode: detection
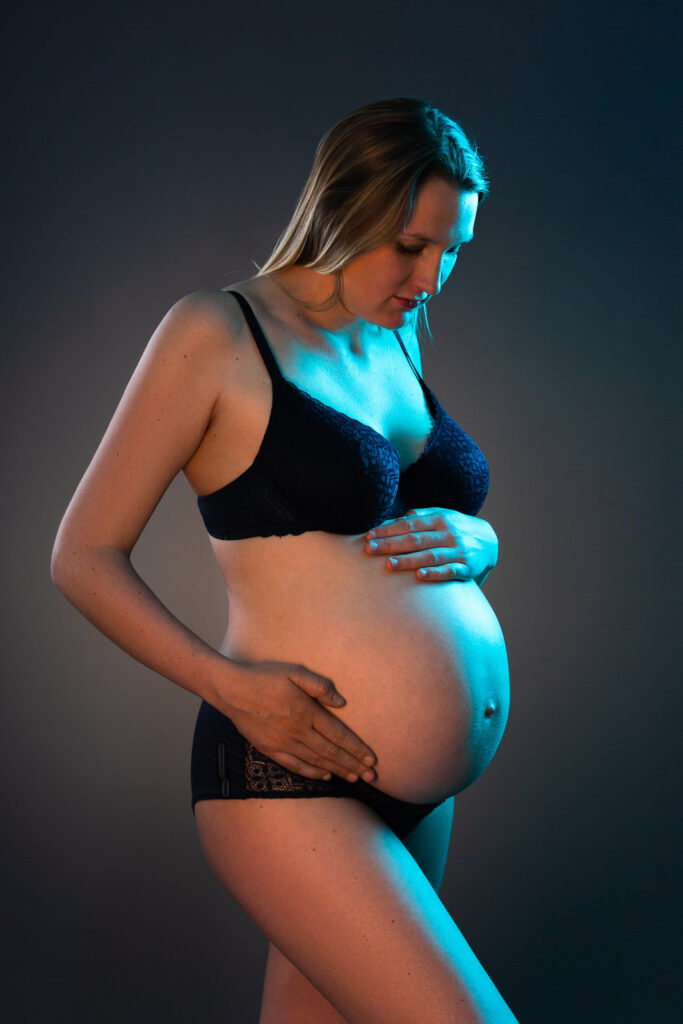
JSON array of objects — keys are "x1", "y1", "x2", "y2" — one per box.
[
  {"x1": 401, "y1": 795, "x2": 455, "y2": 892},
  {"x1": 195, "y1": 796, "x2": 515, "y2": 1024},
  {"x1": 258, "y1": 797, "x2": 456, "y2": 1024}
]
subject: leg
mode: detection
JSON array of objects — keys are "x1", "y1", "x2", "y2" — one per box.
[
  {"x1": 258, "y1": 797, "x2": 456, "y2": 1024},
  {"x1": 260, "y1": 942, "x2": 350, "y2": 1024},
  {"x1": 195, "y1": 796, "x2": 516, "y2": 1024}
]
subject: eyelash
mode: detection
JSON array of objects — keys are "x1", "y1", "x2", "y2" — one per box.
[{"x1": 397, "y1": 243, "x2": 460, "y2": 257}]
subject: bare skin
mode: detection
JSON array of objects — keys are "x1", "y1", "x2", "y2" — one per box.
[
  {"x1": 52, "y1": 179, "x2": 515, "y2": 1021},
  {"x1": 256, "y1": 795, "x2": 455, "y2": 1024}
]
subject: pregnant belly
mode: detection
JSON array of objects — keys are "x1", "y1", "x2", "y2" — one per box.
[{"x1": 216, "y1": 534, "x2": 510, "y2": 804}]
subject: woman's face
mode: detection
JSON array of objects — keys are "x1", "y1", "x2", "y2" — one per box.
[{"x1": 340, "y1": 177, "x2": 478, "y2": 330}]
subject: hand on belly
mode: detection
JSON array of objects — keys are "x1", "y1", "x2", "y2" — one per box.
[
  {"x1": 326, "y1": 606, "x2": 510, "y2": 803},
  {"x1": 225, "y1": 566, "x2": 510, "y2": 805}
]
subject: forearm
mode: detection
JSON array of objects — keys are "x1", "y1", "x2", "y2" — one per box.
[{"x1": 50, "y1": 546, "x2": 234, "y2": 704}]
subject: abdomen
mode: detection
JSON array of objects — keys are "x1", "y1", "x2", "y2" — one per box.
[{"x1": 215, "y1": 531, "x2": 510, "y2": 803}]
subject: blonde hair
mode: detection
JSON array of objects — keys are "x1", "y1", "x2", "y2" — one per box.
[{"x1": 255, "y1": 97, "x2": 490, "y2": 338}]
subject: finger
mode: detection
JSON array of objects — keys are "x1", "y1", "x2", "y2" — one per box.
[
  {"x1": 312, "y1": 710, "x2": 377, "y2": 768},
  {"x1": 289, "y1": 667, "x2": 347, "y2": 708},
  {"x1": 366, "y1": 508, "x2": 444, "y2": 538},
  {"x1": 415, "y1": 562, "x2": 474, "y2": 582},
  {"x1": 289, "y1": 738, "x2": 375, "y2": 783},
  {"x1": 366, "y1": 514, "x2": 434, "y2": 541},
  {"x1": 367, "y1": 529, "x2": 448, "y2": 557},
  {"x1": 302, "y1": 730, "x2": 376, "y2": 781},
  {"x1": 269, "y1": 749, "x2": 338, "y2": 782},
  {"x1": 384, "y1": 547, "x2": 459, "y2": 571}
]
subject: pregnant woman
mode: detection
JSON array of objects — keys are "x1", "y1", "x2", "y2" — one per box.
[{"x1": 51, "y1": 98, "x2": 516, "y2": 1023}]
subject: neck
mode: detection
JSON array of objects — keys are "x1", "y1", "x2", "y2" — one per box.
[{"x1": 264, "y1": 267, "x2": 377, "y2": 350}]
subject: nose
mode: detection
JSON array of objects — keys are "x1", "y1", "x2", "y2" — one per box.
[{"x1": 413, "y1": 254, "x2": 447, "y2": 298}]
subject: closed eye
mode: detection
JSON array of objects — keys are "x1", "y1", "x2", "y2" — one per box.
[{"x1": 397, "y1": 243, "x2": 461, "y2": 257}]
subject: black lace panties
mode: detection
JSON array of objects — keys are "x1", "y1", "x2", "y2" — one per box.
[{"x1": 190, "y1": 698, "x2": 445, "y2": 840}]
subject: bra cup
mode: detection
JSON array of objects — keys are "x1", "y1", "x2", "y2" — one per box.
[
  {"x1": 262, "y1": 382, "x2": 401, "y2": 533},
  {"x1": 195, "y1": 290, "x2": 490, "y2": 539},
  {"x1": 399, "y1": 415, "x2": 489, "y2": 517},
  {"x1": 196, "y1": 383, "x2": 490, "y2": 539}
]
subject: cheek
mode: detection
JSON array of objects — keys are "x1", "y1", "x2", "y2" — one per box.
[{"x1": 345, "y1": 251, "x2": 409, "y2": 301}]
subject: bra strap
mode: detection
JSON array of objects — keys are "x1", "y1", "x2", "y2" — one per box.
[
  {"x1": 227, "y1": 290, "x2": 284, "y2": 382},
  {"x1": 393, "y1": 330, "x2": 425, "y2": 387}
]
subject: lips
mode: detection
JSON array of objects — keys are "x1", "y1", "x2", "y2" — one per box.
[{"x1": 393, "y1": 296, "x2": 421, "y2": 310}]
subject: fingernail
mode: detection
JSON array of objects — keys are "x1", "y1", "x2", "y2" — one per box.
[
  {"x1": 331, "y1": 693, "x2": 345, "y2": 705},
  {"x1": 368, "y1": 540, "x2": 378, "y2": 551},
  {"x1": 347, "y1": 772, "x2": 359, "y2": 783},
  {"x1": 367, "y1": 530, "x2": 376, "y2": 538},
  {"x1": 363, "y1": 755, "x2": 375, "y2": 766},
  {"x1": 362, "y1": 770, "x2": 376, "y2": 782}
]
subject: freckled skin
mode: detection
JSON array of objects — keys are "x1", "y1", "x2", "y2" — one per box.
[
  {"x1": 184, "y1": 178, "x2": 507, "y2": 803},
  {"x1": 188, "y1": 177, "x2": 515, "y2": 1021}
]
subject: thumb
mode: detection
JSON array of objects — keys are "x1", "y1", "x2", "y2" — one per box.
[{"x1": 291, "y1": 667, "x2": 346, "y2": 707}]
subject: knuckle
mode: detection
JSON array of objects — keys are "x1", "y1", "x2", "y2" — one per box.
[
  {"x1": 328, "y1": 724, "x2": 348, "y2": 746},
  {"x1": 292, "y1": 704, "x2": 312, "y2": 724},
  {"x1": 284, "y1": 717, "x2": 302, "y2": 739}
]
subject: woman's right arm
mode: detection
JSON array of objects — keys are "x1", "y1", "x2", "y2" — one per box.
[{"x1": 50, "y1": 292, "x2": 376, "y2": 784}]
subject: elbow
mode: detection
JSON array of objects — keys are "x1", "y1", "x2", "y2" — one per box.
[
  {"x1": 50, "y1": 541, "x2": 73, "y2": 595},
  {"x1": 51, "y1": 514, "x2": 73, "y2": 591},
  {"x1": 50, "y1": 532, "x2": 88, "y2": 596},
  {"x1": 50, "y1": 537, "x2": 129, "y2": 597},
  {"x1": 50, "y1": 520, "x2": 92, "y2": 595}
]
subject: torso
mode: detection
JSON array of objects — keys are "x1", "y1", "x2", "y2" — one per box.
[{"x1": 183, "y1": 276, "x2": 509, "y2": 803}]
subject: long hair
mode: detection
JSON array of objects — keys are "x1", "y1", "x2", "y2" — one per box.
[{"x1": 255, "y1": 97, "x2": 489, "y2": 340}]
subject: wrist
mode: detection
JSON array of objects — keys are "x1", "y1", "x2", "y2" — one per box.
[{"x1": 200, "y1": 650, "x2": 249, "y2": 710}]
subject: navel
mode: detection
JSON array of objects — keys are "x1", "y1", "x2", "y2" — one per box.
[{"x1": 484, "y1": 701, "x2": 496, "y2": 719}]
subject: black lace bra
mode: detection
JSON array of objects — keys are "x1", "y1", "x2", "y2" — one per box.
[{"x1": 196, "y1": 290, "x2": 489, "y2": 539}]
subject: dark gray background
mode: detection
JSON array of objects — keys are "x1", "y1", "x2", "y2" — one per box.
[{"x1": 4, "y1": 1, "x2": 681, "y2": 1021}]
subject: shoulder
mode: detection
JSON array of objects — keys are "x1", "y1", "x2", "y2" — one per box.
[
  {"x1": 157, "y1": 288, "x2": 246, "y2": 354},
  {"x1": 143, "y1": 287, "x2": 266, "y2": 390}
]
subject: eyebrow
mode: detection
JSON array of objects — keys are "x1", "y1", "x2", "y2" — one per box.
[{"x1": 403, "y1": 233, "x2": 474, "y2": 245}]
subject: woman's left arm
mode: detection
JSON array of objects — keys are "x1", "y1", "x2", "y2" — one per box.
[{"x1": 364, "y1": 507, "x2": 498, "y2": 586}]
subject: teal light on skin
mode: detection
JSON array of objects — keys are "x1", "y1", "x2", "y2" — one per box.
[
  {"x1": 337, "y1": 178, "x2": 478, "y2": 334},
  {"x1": 269, "y1": 179, "x2": 478, "y2": 345},
  {"x1": 268, "y1": 181, "x2": 491, "y2": 589}
]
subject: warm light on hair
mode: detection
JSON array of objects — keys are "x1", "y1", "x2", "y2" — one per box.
[{"x1": 255, "y1": 97, "x2": 490, "y2": 338}]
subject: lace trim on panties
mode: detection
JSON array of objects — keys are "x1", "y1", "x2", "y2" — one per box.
[{"x1": 244, "y1": 741, "x2": 328, "y2": 794}]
